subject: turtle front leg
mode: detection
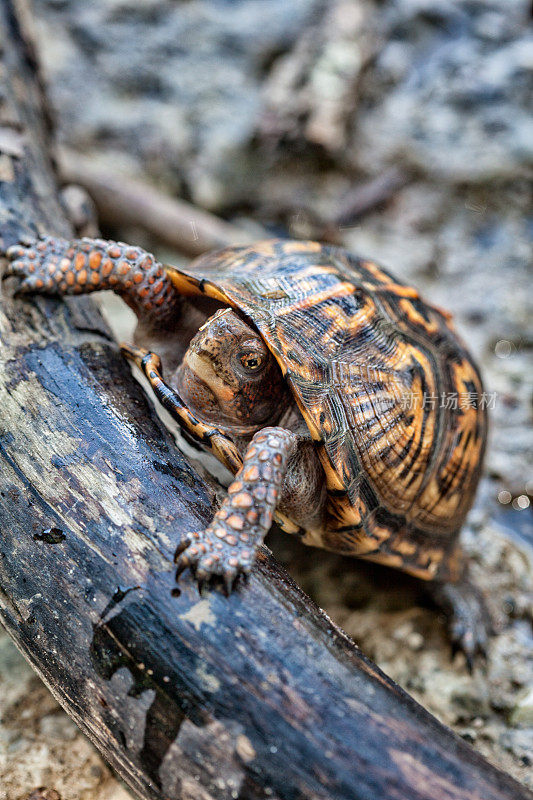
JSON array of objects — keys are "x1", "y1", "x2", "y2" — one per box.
[
  {"x1": 122, "y1": 343, "x2": 297, "y2": 589},
  {"x1": 5, "y1": 236, "x2": 179, "y2": 323},
  {"x1": 121, "y1": 342, "x2": 243, "y2": 475},
  {"x1": 176, "y1": 427, "x2": 298, "y2": 592}
]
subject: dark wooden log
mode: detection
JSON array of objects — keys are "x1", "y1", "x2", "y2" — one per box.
[{"x1": 0, "y1": 4, "x2": 531, "y2": 800}]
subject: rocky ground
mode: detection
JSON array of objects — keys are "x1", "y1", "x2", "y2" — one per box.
[{"x1": 1, "y1": 0, "x2": 532, "y2": 797}]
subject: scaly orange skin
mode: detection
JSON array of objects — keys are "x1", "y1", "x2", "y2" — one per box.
[{"x1": 7, "y1": 236, "x2": 178, "y2": 321}]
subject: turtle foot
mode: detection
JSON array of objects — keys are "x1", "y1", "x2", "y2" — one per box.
[
  {"x1": 431, "y1": 577, "x2": 493, "y2": 672},
  {"x1": 5, "y1": 237, "x2": 64, "y2": 294},
  {"x1": 5, "y1": 236, "x2": 179, "y2": 321},
  {"x1": 175, "y1": 523, "x2": 255, "y2": 595},
  {"x1": 174, "y1": 427, "x2": 296, "y2": 595}
]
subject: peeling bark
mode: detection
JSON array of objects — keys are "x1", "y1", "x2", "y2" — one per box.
[{"x1": 0, "y1": 3, "x2": 531, "y2": 800}]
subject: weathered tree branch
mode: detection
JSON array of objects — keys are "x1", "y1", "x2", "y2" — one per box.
[{"x1": 0, "y1": 3, "x2": 531, "y2": 800}]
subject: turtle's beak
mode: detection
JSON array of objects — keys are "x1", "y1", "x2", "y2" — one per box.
[{"x1": 179, "y1": 350, "x2": 235, "y2": 405}]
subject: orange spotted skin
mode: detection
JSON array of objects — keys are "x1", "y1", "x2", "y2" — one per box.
[
  {"x1": 6, "y1": 236, "x2": 179, "y2": 322},
  {"x1": 175, "y1": 427, "x2": 294, "y2": 590},
  {"x1": 6, "y1": 236, "x2": 487, "y2": 584},
  {"x1": 168, "y1": 239, "x2": 487, "y2": 582}
]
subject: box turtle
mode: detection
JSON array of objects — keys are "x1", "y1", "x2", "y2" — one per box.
[{"x1": 5, "y1": 236, "x2": 490, "y2": 663}]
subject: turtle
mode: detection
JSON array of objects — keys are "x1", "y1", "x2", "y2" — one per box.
[{"x1": 4, "y1": 235, "x2": 490, "y2": 663}]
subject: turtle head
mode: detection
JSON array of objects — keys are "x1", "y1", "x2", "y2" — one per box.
[{"x1": 175, "y1": 308, "x2": 287, "y2": 433}]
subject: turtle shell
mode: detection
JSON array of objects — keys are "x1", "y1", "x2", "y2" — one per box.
[{"x1": 166, "y1": 239, "x2": 487, "y2": 580}]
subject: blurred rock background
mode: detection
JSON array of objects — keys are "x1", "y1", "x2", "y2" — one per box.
[{"x1": 1, "y1": 1, "x2": 532, "y2": 797}]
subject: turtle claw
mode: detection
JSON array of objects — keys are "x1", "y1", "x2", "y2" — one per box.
[
  {"x1": 174, "y1": 558, "x2": 189, "y2": 579},
  {"x1": 174, "y1": 526, "x2": 253, "y2": 594},
  {"x1": 175, "y1": 535, "x2": 192, "y2": 558},
  {"x1": 6, "y1": 244, "x2": 26, "y2": 260},
  {"x1": 432, "y1": 577, "x2": 492, "y2": 671},
  {"x1": 4, "y1": 239, "x2": 56, "y2": 294},
  {"x1": 451, "y1": 631, "x2": 477, "y2": 675},
  {"x1": 451, "y1": 617, "x2": 489, "y2": 674},
  {"x1": 224, "y1": 571, "x2": 238, "y2": 597}
]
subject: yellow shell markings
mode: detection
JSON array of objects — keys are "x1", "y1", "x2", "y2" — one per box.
[
  {"x1": 398, "y1": 298, "x2": 440, "y2": 335},
  {"x1": 273, "y1": 291, "x2": 441, "y2": 531},
  {"x1": 414, "y1": 357, "x2": 485, "y2": 528}
]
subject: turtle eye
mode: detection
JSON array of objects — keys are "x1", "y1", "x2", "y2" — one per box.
[{"x1": 240, "y1": 351, "x2": 264, "y2": 372}]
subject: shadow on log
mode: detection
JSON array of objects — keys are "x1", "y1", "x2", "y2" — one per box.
[{"x1": 0, "y1": 3, "x2": 531, "y2": 800}]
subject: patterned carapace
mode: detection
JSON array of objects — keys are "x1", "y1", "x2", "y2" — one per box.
[
  {"x1": 166, "y1": 239, "x2": 487, "y2": 581},
  {"x1": 5, "y1": 235, "x2": 489, "y2": 661}
]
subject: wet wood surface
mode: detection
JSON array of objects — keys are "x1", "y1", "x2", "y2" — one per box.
[{"x1": 0, "y1": 3, "x2": 532, "y2": 799}]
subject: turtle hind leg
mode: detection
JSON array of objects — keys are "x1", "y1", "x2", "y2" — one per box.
[
  {"x1": 176, "y1": 427, "x2": 298, "y2": 594},
  {"x1": 430, "y1": 570, "x2": 493, "y2": 672},
  {"x1": 5, "y1": 235, "x2": 180, "y2": 324}
]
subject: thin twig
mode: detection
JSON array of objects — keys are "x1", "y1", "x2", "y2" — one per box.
[
  {"x1": 59, "y1": 149, "x2": 255, "y2": 256},
  {"x1": 334, "y1": 167, "x2": 410, "y2": 228}
]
